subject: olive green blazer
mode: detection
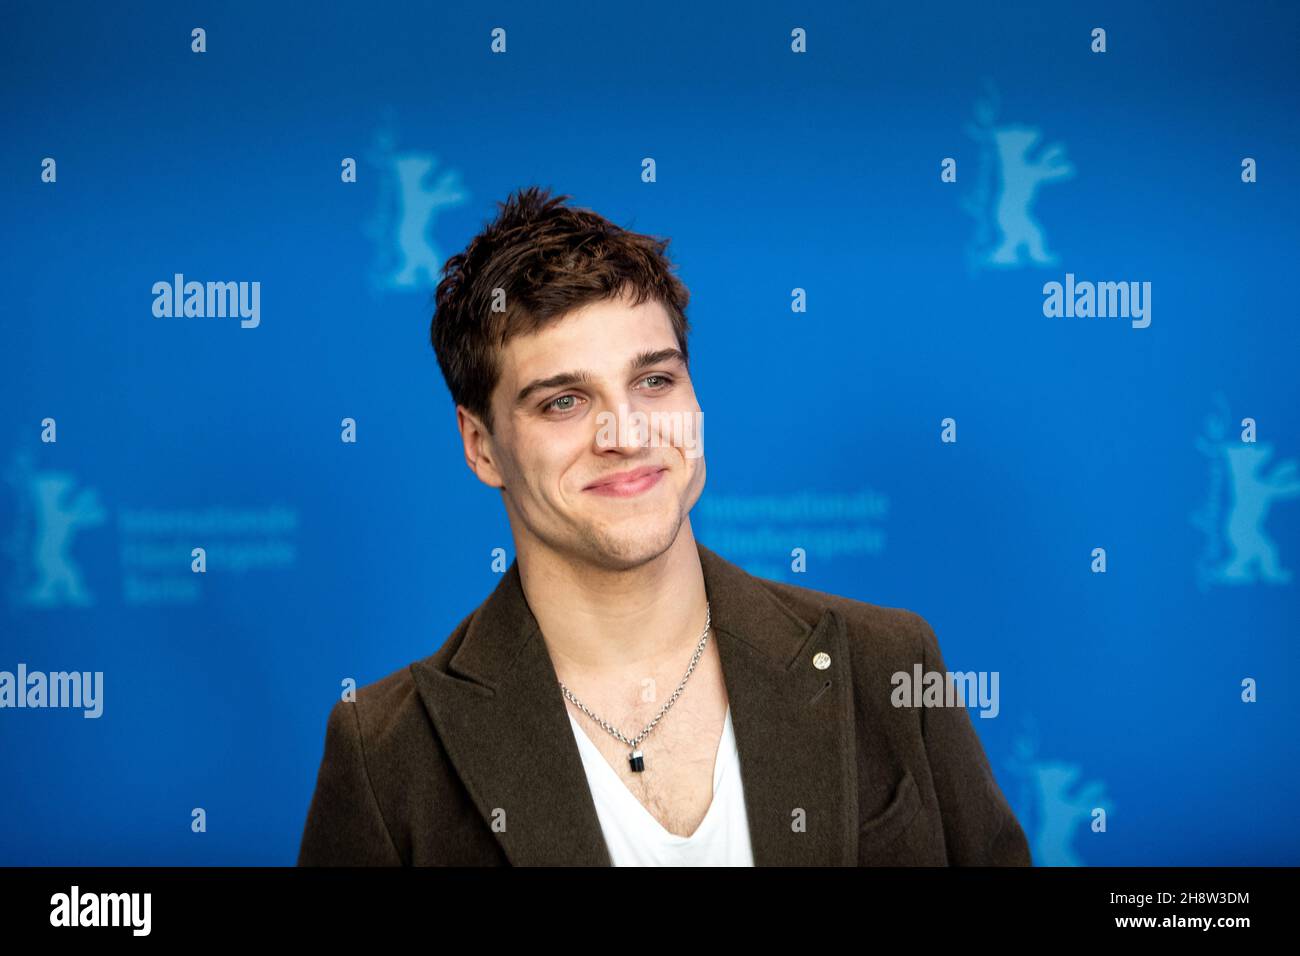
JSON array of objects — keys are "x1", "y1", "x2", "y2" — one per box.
[{"x1": 297, "y1": 541, "x2": 1031, "y2": 866}]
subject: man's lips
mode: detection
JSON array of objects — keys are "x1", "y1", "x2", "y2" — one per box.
[{"x1": 584, "y1": 466, "x2": 668, "y2": 497}]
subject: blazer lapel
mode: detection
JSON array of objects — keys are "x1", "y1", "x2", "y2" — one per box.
[
  {"x1": 699, "y1": 544, "x2": 859, "y2": 865},
  {"x1": 410, "y1": 559, "x2": 612, "y2": 865},
  {"x1": 409, "y1": 541, "x2": 859, "y2": 866}
]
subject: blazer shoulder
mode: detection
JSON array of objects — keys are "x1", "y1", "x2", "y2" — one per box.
[
  {"x1": 300, "y1": 622, "x2": 479, "y2": 865},
  {"x1": 347, "y1": 608, "x2": 475, "y2": 737},
  {"x1": 347, "y1": 662, "x2": 423, "y2": 738}
]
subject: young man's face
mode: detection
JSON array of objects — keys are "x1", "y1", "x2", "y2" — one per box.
[{"x1": 461, "y1": 290, "x2": 706, "y2": 571}]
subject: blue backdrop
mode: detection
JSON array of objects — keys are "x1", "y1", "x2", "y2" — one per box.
[{"x1": 2, "y1": 0, "x2": 1297, "y2": 866}]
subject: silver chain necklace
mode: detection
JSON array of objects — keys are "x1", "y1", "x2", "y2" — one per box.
[{"x1": 559, "y1": 602, "x2": 711, "y2": 773}]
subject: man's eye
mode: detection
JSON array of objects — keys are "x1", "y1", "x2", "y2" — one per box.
[
  {"x1": 544, "y1": 394, "x2": 580, "y2": 414},
  {"x1": 543, "y1": 377, "x2": 671, "y2": 414}
]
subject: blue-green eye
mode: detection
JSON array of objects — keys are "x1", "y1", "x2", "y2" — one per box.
[
  {"x1": 544, "y1": 394, "x2": 580, "y2": 414},
  {"x1": 543, "y1": 375, "x2": 672, "y2": 415}
]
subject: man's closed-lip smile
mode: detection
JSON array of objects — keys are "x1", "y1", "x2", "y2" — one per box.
[{"x1": 584, "y1": 465, "x2": 668, "y2": 497}]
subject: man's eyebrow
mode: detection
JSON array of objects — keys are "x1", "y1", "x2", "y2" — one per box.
[{"x1": 514, "y1": 348, "x2": 686, "y2": 408}]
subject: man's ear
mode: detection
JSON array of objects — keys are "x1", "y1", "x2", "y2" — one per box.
[{"x1": 456, "y1": 405, "x2": 506, "y2": 489}]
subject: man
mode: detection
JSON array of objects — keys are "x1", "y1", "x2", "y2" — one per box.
[{"x1": 297, "y1": 186, "x2": 1031, "y2": 866}]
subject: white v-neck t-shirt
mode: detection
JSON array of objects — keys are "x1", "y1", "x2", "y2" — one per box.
[{"x1": 566, "y1": 705, "x2": 755, "y2": 866}]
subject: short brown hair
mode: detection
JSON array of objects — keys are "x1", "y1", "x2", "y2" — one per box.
[{"x1": 430, "y1": 185, "x2": 691, "y2": 435}]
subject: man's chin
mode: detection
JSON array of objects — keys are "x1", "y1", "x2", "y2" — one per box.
[{"x1": 581, "y1": 521, "x2": 680, "y2": 570}]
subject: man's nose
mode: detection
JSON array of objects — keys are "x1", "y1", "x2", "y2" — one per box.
[{"x1": 592, "y1": 397, "x2": 652, "y2": 452}]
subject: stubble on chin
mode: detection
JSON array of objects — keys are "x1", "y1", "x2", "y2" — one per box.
[{"x1": 575, "y1": 508, "x2": 681, "y2": 571}]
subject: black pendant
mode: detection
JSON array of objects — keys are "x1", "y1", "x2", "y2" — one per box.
[{"x1": 628, "y1": 749, "x2": 645, "y2": 773}]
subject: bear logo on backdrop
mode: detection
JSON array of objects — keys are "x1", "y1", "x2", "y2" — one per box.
[
  {"x1": 3, "y1": 450, "x2": 106, "y2": 608},
  {"x1": 1193, "y1": 392, "x2": 1300, "y2": 588},
  {"x1": 962, "y1": 79, "x2": 1075, "y2": 273},
  {"x1": 1007, "y1": 716, "x2": 1112, "y2": 866},
  {"x1": 364, "y1": 124, "x2": 471, "y2": 294}
]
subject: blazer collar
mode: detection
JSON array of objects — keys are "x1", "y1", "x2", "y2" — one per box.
[{"x1": 410, "y1": 540, "x2": 859, "y2": 865}]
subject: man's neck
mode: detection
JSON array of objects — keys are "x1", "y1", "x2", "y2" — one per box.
[{"x1": 515, "y1": 529, "x2": 709, "y2": 681}]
